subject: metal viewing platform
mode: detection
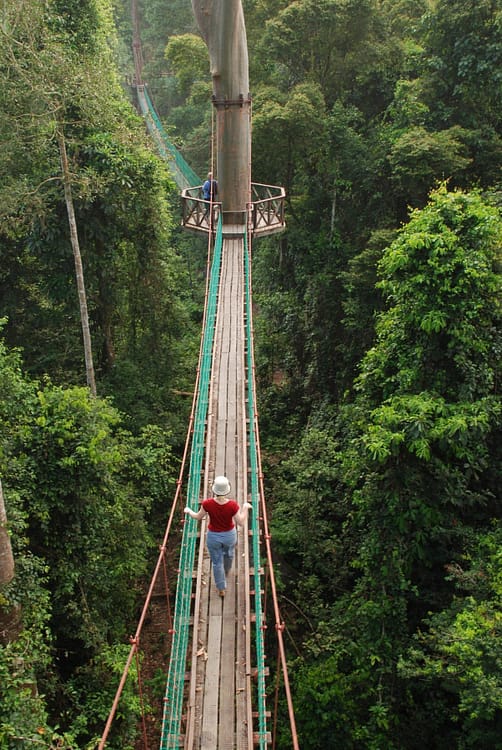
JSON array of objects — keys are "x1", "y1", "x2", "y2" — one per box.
[{"x1": 181, "y1": 183, "x2": 286, "y2": 238}]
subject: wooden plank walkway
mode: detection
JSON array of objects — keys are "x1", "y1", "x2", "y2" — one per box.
[{"x1": 185, "y1": 234, "x2": 255, "y2": 749}]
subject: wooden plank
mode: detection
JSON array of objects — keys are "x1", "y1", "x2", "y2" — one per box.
[
  {"x1": 235, "y1": 523, "x2": 250, "y2": 748},
  {"x1": 218, "y1": 235, "x2": 243, "y2": 748},
  {"x1": 185, "y1": 522, "x2": 210, "y2": 748},
  {"x1": 200, "y1": 598, "x2": 222, "y2": 748},
  {"x1": 218, "y1": 561, "x2": 237, "y2": 749},
  {"x1": 229, "y1": 236, "x2": 252, "y2": 749}
]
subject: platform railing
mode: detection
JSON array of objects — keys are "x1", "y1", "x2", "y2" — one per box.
[
  {"x1": 181, "y1": 189, "x2": 222, "y2": 233},
  {"x1": 248, "y1": 182, "x2": 285, "y2": 237},
  {"x1": 181, "y1": 183, "x2": 285, "y2": 237}
]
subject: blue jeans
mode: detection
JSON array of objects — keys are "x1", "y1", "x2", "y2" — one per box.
[{"x1": 206, "y1": 528, "x2": 237, "y2": 591}]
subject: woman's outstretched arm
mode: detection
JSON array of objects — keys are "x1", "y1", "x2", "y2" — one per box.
[
  {"x1": 233, "y1": 502, "x2": 252, "y2": 526},
  {"x1": 184, "y1": 505, "x2": 207, "y2": 521}
]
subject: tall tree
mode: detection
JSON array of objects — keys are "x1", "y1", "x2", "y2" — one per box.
[
  {"x1": 0, "y1": 0, "x2": 108, "y2": 392},
  {"x1": 0, "y1": 478, "x2": 18, "y2": 645},
  {"x1": 0, "y1": 479, "x2": 14, "y2": 591},
  {"x1": 338, "y1": 186, "x2": 501, "y2": 745},
  {"x1": 410, "y1": 0, "x2": 502, "y2": 188},
  {"x1": 58, "y1": 129, "x2": 97, "y2": 396},
  {"x1": 192, "y1": 0, "x2": 251, "y2": 220}
]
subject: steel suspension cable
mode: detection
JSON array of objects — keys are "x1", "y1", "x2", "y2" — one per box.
[
  {"x1": 243, "y1": 232, "x2": 268, "y2": 749},
  {"x1": 243, "y1": 233, "x2": 300, "y2": 750},
  {"x1": 159, "y1": 216, "x2": 223, "y2": 748}
]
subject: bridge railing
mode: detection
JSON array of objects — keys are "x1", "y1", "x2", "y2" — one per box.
[
  {"x1": 248, "y1": 182, "x2": 285, "y2": 237},
  {"x1": 181, "y1": 183, "x2": 285, "y2": 236},
  {"x1": 139, "y1": 85, "x2": 201, "y2": 189},
  {"x1": 181, "y1": 187, "x2": 222, "y2": 233}
]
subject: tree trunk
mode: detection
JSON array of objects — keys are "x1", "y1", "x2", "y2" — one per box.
[
  {"x1": 0, "y1": 479, "x2": 14, "y2": 589},
  {"x1": 57, "y1": 128, "x2": 97, "y2": 397},
  {"x1": 0, "y1": 478, "x2": 21, "y2": 644},
  {"x1": 330, "y1": 183, "x2": 337, "y2": 241},
  {"x1": 192, "y1": 0, "x2": 251, "y2": 224}
]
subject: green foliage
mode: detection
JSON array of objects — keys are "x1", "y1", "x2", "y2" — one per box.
[
  {"x1": 63, "y1": 643, "x2": 143, "y2": 748},
  {"x1": 292, "y1": 655, "x2": 358, "y2": 750},
  {"x1": 0, "y1": 571, "x2": 57, "y2": 749},
  {"x1": 138, "y1": 0, "x2": 197, "y2": 114},
  {"x1": 359, "y1": 186, "x2": 502, "y2": 402},
  {"x1": 75, "y1": 130, "x2": 192, "y2": 405},
  {"x1": 48, "y1": 0, "x2": 101, "y2": 54},
  {"x1": 332, "y1": 189, "x2": 500, "y2": 744},
  {"x1": 387, "y1": 0, "x2": 502, "y2": 192},
  {"x1": 399, "y1": 526, "x2": 502, "y2": 748},
  {"x1": 13, "y1": 384, "x2": 152, "y2": 649},
  {"x1": 388, "y1": 126, "x2": 472, "y2": 203},
  {"x1": 0, "y1": 331, "x2": 179, "y2": 743},
  {"x1": 0, "y1": 327, "x2": 37, "y2": 434},
  {"x1": 346, "y1": 186, "x2": 500, "y2": 587},
  {"x1": 338, "y1": 229, "x2": 394, "y2": 384},
  {"x1": 266, "y1": 186, "x2": 501, "y2": 745},
  {"x1": 0, "y1": 0, "x2": 199, "y2": 428},
  {"x1": 252, "y1": 81, "x2": 327, "y2": 192},
  {"x1": 165, "y1": 33, "x2": 209, "y2": 97},
  {"x1": 420, "y1": 0, "x2": 502, "y2": 133},
  {"x1": 259, "y1": 0, "x2": 381, "y2": 107},
  {"x1": 271, "y1": 425, "x2": 342, "y2": 609}
]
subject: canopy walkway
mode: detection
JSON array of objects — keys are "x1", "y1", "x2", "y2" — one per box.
[
  {"x1": 161, "y1": 221, "x2": 267, "y2": 748},
  {"x1": 98, "y1": 75, "x2": 297, "y2": 748},
  {"x1": 136, "y1": 84, "x2": 200, "y2": 190},
  {"x1": 99, "y1": 218, "x2": 296, "y2": 749}
]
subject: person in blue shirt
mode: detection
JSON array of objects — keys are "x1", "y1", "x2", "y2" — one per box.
[{"x1": 202, "y1": 172, "x2": 218, "y2": 201}]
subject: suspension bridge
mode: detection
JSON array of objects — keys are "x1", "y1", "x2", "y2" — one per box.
[{"x1": 97, "y1": 7, "x2": 298, "y2": 746}]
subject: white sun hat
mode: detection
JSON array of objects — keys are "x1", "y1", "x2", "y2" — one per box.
[{"x1": 212, "y1": 476, "x2": 231, "y2": 496}]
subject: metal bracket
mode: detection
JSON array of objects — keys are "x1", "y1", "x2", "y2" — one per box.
[{"x1": 211, "y1": 93, "x2": 251, "y2": 109}]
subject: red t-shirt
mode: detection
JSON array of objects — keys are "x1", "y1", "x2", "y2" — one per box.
[{"x1": 202, "y1": 498, "x2": 240, "y2": 532}]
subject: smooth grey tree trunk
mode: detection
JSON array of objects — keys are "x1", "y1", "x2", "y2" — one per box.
[
  {"x1": 0, "y1": 479, "x2": 14, "y2": 590},
  {"x1": 0, "y1": 478, "x2": 20, "y2": 644},
  {"x1": 192, "y1": 0, "x2": 251, "y2": 224},
  {"x1": 58, "y1": 129, "x2": 97, "y2": 397}
]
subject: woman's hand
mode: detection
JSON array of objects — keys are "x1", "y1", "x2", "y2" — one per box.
[{"x1": 185, "y1": 506, "x2": 206, "y2": 521}]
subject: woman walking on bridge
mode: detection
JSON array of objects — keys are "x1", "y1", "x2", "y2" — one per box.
[{"x1": 185, "y1": 476, "x2": 251, "y2": 597}]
